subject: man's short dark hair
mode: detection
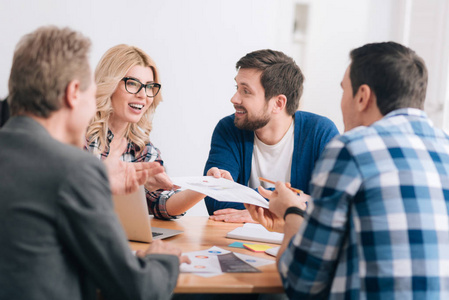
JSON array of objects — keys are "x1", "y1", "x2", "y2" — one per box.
[
  {"x1": 349, "y1": 42, "x2": 428, "y2": 116},
  {"x1": 8, "y1": 26, "x2": 91, "y2": 118},
  {"x1": 236, "y1": 49, "x2": 304, "y2": 116}
]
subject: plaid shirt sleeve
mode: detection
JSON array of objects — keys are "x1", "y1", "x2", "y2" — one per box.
[
  {"x1": 147, "y1": 189, "x2": 184, "y2": 220},
  {"x1": 131, "y1": 142, "x2": 185, "y2": 220},
  {"x1": 279, "y1": 137, "x2": 362, "y2": 299}
]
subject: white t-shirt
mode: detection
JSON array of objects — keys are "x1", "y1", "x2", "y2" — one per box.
[{"x1": 248, "y1": 121, "x2": 294, "y2": 189}]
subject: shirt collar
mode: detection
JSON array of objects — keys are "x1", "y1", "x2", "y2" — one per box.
[
  {"x1": 384, "y1": 108, "x2": 427, "y2": 119},
  {"x1": 106, "y1": 129, "x2": 137, "y2": 155}
]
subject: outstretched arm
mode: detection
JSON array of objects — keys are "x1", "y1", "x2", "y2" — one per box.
[{"x1": 150, "y1": 167, "x2": 234, "y2": 218}]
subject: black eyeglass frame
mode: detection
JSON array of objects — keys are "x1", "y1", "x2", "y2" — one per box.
[{"x1": 121, "y1": 77, "x2": 161, "y2": 98}]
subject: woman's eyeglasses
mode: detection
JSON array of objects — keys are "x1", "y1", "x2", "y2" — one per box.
[{"x1": 122, "y1": 77, "x2": 161, "y2": 98}]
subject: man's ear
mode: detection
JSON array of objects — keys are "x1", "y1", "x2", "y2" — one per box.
[
  {"x1": 355, "y1": 84, "x2": 374, "y2": 112},
  {"x1": 272, "y1": 94, "x2": 287, "y2": 114},
  {"x1": 64, "y1": 80, "x2": 81, "y2": 109}
]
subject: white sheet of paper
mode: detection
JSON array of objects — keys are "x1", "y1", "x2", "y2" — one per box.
[
  {"x1": 264, "y1": 246, "x2": 280, "y2": 257},
  {"x1": 172, "y1": 176, "x2": 269, "y2": 208},
  {"x1": 226, "y1": 223, "x2": 284, "y2": 244},
  {"x1": 180, "y1": 247, "x2": 227, "y2": 274}
]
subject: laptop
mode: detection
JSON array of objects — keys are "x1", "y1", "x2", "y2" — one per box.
[{"x1": 112, "y1": 186, "x2": 183, "y2": 243}]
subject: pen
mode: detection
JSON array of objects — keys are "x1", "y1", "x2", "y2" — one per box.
[{"x1": 258, "y1": 177, "x2": 303, "y2": 194}]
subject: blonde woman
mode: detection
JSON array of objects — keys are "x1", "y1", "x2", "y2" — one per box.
[{"x1": 86, "y1": 44, "x2": 214, "y2": 219}]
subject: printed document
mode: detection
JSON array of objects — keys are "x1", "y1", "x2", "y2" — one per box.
[
  {"x1": 180, "y1": 246, "x2": 274, "y2": 277},
  {"x1": 171, "y1": 176, "x2": 269, "y2": 208}
]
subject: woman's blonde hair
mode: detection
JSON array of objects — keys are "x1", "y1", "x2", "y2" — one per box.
[{"x1": 86, "y1": 44, "x2": 162, "y2": 154}]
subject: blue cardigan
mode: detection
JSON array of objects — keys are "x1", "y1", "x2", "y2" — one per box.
[{"x1": 203, "y1": 111, "x2": 339, "y2": 215}]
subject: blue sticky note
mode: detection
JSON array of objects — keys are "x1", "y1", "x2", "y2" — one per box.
[{"x1": 228, "y1": 242, "x2": 252, "y2": 249}]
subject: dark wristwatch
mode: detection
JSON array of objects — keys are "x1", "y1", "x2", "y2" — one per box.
[{"x1": 283, "y1": 206, "x2": 306, "y2": 220}]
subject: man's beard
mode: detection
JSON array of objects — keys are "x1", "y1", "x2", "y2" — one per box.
[{"x1": 234, "y1": 111, "x2": 270, "y2": 131}]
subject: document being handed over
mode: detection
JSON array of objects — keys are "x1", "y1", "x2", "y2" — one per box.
[{"x1": 171, "y1": 176, "x2": 269, "y2": 208}]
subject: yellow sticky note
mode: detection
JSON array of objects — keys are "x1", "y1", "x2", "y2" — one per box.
[{"x1": 243, "y1": 244, "x2": 272, "y2": 252}]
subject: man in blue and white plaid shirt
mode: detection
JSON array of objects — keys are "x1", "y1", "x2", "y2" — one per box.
[{"x1": 247, "y1": 42, "x2": 449, "y2": 299}]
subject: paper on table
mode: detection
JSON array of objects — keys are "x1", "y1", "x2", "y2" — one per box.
[
  {"x1": 180, "y1": 246, "x2": 274, "y2": 277},
  {"x1": 265, "y1": 246, "x2": 280, "y2": 257},
  {"x1": 180, "y1": 248, "x2": 223, "y2": 274},
  {"x1": 226, "y1": 223, "x2": 284, "y2": 244},
  {"x1": 234, "y1": 252, "x2": 274, "y2": 267},
  {"x1": 172, "y1": 176, "x2": 269, "y2": 208},
  {"x1": 218, "y1": 253, "x2": 261, "y2": 273}
]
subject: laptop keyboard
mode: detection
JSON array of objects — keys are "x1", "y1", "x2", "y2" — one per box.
[{"x1": 152, "y1": 232, "x2": 163, "y2": 237}]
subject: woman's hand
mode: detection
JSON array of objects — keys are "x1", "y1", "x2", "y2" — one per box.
[
  {"x1": 104, "y1": 137, "x2": 163, "y2": 194},
  {"x1": 145, "y1": 172, "x2": 176, "y2": 192}
]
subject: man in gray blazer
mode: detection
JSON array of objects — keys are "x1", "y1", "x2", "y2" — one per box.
[{"x1": 0, "y1": 26, "x2": 188, "y2": 300}]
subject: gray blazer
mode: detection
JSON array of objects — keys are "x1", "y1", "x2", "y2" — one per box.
[{"x1": 0, "y1": 116, "x2": 179, "y2": 300}]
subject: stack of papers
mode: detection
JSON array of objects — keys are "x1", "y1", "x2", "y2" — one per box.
[
  {"x1": 226, "y1": 223, "x2": 284, "y2": 244},
  {"x1": 265, "y1": 246, "x2": 280, "y2": 257}
]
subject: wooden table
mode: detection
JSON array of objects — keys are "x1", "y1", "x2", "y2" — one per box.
[{"x1": 130, "y1": 217, "x2": 283, "y2": 294}]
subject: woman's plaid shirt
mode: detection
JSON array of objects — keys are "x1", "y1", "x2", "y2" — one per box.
[{"x1": 85, "y1": 131, "x2": 181, "y2": 220}]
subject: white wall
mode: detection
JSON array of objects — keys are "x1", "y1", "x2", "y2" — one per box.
[
  {"x1": 300, "y1": 0, "x2": 372, "y2": 131},
  {"x1": 405, "y1": 0, "x2": 449, "y2": 128},
  {"x1": 0, "y1": 0, "x2": 283, "y2": 216},
  {"x1": 1, "y1": 0, "x2": 447, "y2": 215}
]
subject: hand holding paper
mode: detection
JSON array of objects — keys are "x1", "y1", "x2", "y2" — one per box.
[{"x1": 171, "y1": 176, "x2": 269, "y2": 208}]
